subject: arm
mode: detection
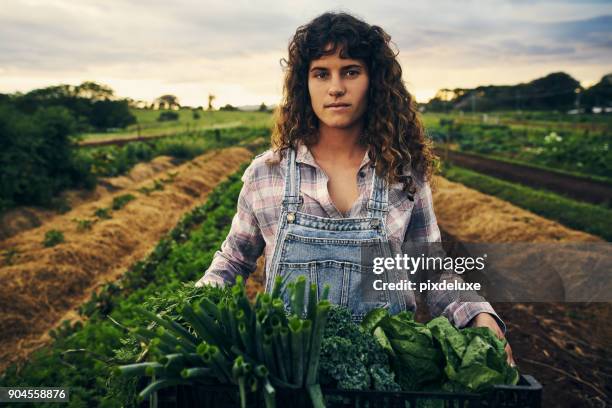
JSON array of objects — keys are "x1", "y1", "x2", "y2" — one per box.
[
  {"x1": 195, "y1": 167, "x2": 265, "y2": 288},
  {"x1": 403, "y1": 180, "x2": 507, "y2": 333}
]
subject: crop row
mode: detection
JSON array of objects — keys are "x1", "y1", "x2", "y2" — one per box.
[
  {"x1": 427, "y1": 119, "x2": 611, "y2": 181},
  {"x1": 0, "y1": 165, "x2": 250, "y2": 407},
  {"x1": 78, "y1": 126, "x2": 269, "y2": 178},
  {"x1": 441, "y1": 164, "x2": 612, "y2": 241}
]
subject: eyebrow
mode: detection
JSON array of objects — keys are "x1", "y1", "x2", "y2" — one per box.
[{"x1": 309, "y1": 63, "x2": 364, "y2": 72}]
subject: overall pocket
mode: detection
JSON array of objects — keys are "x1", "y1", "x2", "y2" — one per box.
[
  {"x1": 345, "y1": 262, "x2": 391, "y2": 321},
  {"x1": 276, "y1": 260, "x2": 392, "y2": 319},
  {"x1": 276, "y1": 260, "x2": 346, "y2": 312}
]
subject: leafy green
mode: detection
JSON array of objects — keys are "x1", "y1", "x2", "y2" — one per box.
[
  {"x1": 319, "y1": 305, "x2": 400, "y2": 391},
  {"x1": 363, "y1": 309, "x2": 519, "y2": 393}
]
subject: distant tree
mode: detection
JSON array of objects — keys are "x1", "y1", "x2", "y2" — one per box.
[
  {"x1": 154, "y1": 95, "x2": 180, "y2": 110},
  {"x1": 9, "y1": 82, "x2": 135, "y2": 131},
  {"x1": 258, "y1": 102, "x2": 268, "y2": 112},
  {"x1": 424, "y1": 72, "x2": 581, "y2": 112},
  {"x1": 192, "y1": 109, "x2": 201, "y2": 120},
  {"x1": 75, "y1": 81, "x2": 114, "y2": 100},
  {"x1": 0, "y1": 104, "x2": 95, "y2": 211},
  {"x1": 208, "y1": 94, "x2": 216, "y2": 111},
  {"x1": 582, "y1": 73, "x2": 612, "y2": 111},
  {"x1": 91, "y1": 99, "x2": 136, "y2": 128},
  {"x1": 219, "y1": 104, "x2": 239, "y2": 111}
]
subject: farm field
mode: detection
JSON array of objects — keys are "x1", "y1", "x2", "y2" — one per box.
[
  {"x1": 81, "y1": 109, "x2": 274, "y2": 141},
  {"x1": 1, "y1": 161, "x2": 609, "y2": 407},
  {"x1": 2, "y1": 110, "x2": 611, "y2": 408},
  {"x1": 0, "y1": 126, "x2": 269, "y2": 239},
  {"x1": 423, "y1": 111, "x2": 612, "y2": 181},
  {"x1": 4, "y1": 3, "x2": 611, "y2": 406},
  {"x1": 0, "y1": 146, "x2": 255, "y2": 374},
  {"x1": 440, "y1": 164, "x2": 612, "y2": 241}
]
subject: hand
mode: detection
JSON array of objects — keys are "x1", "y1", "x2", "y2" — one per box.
[{"x1": 469, "y1": 312, "x2": 516, "y2": 367}]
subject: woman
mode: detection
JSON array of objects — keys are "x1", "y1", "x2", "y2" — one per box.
[{"x1": 196, "y1": 12, "x2": 514, "y2": 364}]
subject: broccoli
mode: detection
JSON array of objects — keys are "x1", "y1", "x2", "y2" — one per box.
[{"x1": 318, "y1": 305, "x2": 400, "y2": 391}]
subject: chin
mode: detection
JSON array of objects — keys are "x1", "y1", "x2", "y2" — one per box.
[{"x1": 322, "y1": 118, "x2": 355, "y2": 129}]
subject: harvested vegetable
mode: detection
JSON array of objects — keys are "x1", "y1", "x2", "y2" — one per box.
[
  {"x1": 361, "y1": 308, "x2": 519, "y2": 392},
  {"x1": 117, "y1": 275, "x2": 332, "y2": 408},
  {"x1": 319, "y1": 305, "x2": 400, "y2": 391}
]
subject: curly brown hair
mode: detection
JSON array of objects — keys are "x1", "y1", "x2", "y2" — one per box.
[{"x1": 269, "y1": 11, "x2": 438, "y2": 199}]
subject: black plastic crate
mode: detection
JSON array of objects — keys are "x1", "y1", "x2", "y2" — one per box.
[{"x1": 149, "y1": 375, "x2": 541, "y2": 408}]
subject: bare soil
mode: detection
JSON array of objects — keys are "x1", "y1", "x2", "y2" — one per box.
[
  {"x1": 0, "y1": 155, "x2": 178, "y2": 240},
  {"x1": 0, "y1": 147, "x2": 254, "y2": 373},
  {"x1": 437, "y1": 148, "x2": 612, "y2": 206},
  {"x1": 431, "y1": 175, "x2": 610, "y2": 407}
]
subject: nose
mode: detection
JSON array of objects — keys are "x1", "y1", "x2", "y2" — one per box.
[{"x1": 328, "y1": 75, "x2": 346, "y2": 97}]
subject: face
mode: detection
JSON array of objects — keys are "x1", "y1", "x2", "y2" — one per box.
[{"x1": 307, "y1": 45, "x2": 369, "y2": 131}]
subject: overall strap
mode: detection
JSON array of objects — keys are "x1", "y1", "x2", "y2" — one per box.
[
  {"x1": 366, "y1": 166, "x2": 389, "y2": 220},
  {"x1": 281, "y1": 147, "x2": 302, "y2": 214}
]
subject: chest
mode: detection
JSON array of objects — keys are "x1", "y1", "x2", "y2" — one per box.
[{"x1": 318, "y1": 163, "x2": 361, "y2": 215}]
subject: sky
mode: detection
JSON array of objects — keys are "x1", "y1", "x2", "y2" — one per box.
[{"x1": 1, "y1": 0, "x2": 611, "y2": 107}]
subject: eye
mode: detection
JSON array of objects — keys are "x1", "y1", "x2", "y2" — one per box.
[
  {"x1": 345, "y1": 69, "x2": 360, "y2": 77},
  {"x1": 314, "y1": 71, "x2": 328, "y2": 79}
]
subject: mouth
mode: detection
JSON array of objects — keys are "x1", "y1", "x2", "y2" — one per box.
[{"x1": 325, "y1": 103, "x2": 351, "y2": 110}]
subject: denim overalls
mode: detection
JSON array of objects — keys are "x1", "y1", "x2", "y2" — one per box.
[{"x1": 264, "y1": 147, "x2": 407, "y2": 322}]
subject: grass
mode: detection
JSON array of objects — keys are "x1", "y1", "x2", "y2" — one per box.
[
  {"x1": 442, "y1": 165, "x2": 612, "y2": 241},
  {"x1": 72, "y1": 218, "x2": 95, "y2": 232},
  {"x1": 94, "y1": 207, "x2": 112, "y2": 220},
  {"x1": 82, "y1": 109, "x2": 274, "y2": 140},
  {"x1": 422, "y1": 111, "x2": 611, "y2": 132}
]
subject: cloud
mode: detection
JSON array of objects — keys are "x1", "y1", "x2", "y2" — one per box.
[{"x1": 0, "y1": 0, "x2": 610, "y2": 104}]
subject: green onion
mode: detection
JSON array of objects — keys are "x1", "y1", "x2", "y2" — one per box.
[
  {"x1": 181, "y1": 367, "x2": 213, "y2": 379},
  {"x1": 288, "y1": 317, "x2": 304, "y2": 386},
  {"x1": 305, "y1": 300, "x2": 331, "y2": 385},
  {"x1": 138, "y1": 378, "x2": 188, "y2": 402},
  {"x1": 118, "y1": 362, "x2": 163, "y2": 378},
  {"x1": 290, "y1": 276, "x2": 307, "y2": 317}
]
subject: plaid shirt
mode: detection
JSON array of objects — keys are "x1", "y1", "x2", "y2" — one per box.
[{"x1": 196, "y1": 142, "x2": 504, "y2": 331}]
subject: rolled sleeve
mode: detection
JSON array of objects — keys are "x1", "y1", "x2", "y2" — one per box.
[
  {"x1": 404, "y1": 180, "x2": 506, "y2": 334},
  {"x1": 195, "y1": 167, "x2": 265, "y2": 288},
  {"x1": 445, "y1": 301, "x2": 507, "y2": 334}
]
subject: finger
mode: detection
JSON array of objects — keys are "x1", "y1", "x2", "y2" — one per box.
[{"x1": 505, "y1": 344, "x2": 517, "y2": 367}]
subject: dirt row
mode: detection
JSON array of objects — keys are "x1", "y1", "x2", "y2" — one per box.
[
  {"x1": 0, "y1": 147, "x2": 254, "y2": 373},
  {"x1": 0, "y1": 155, "x2": 178, "y2": 241},
  {"x1": 437, "y1": 148, "x2": 612, "y2": 206},
  {"x1": 430, "y1": 176, "x2": 610, "y2": 407}
]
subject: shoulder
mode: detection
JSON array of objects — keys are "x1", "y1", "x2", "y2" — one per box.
[
  {"x1": 241, "y1": 148, "x2": 286, "y2": 185},
  {"x1": 388, "y1": 168, "x2": 436, "y2": 215}
]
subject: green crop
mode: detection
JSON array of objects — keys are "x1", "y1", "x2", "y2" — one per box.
[
  {"x1": 111, "y1": 194, "x2": 136, "y2": 210},
  {"x1": 362, "y1": 309, "x2": 519, "y2": 393},
  {"x1": 319, "y1": 305, "x2": 400, "y2": 391},
  {"x1": 117, "y1": 275, "x2": 332, "y2": 408},
  {"x1": 43, "y1": 229, "x2": 65, "y2": 247}
]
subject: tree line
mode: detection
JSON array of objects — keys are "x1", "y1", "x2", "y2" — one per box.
[
  {"x1": 424, "y1": 72, "x2": 612, "y2": 113},
  {"x1": 0, "y1": 81, "x2": 135, "y2": 213}
]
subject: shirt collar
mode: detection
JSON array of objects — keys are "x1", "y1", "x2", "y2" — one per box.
[
  {"x1": 295, "y1": 140, "x2": 373, "y2": 171},
  {"x1": 292, "y1": 141, "x2": 408, "y2": 191}
]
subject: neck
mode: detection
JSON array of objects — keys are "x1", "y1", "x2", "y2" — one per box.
[{"x1": 310, "y1": 121, "x2": 366, "y2": 163}]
